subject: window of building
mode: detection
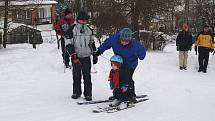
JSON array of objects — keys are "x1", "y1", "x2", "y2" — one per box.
[
  {"x1": 25, "y1": 10, "x2": 31, "y2": 19},
  {"x1": 16, "y1": 11, "x2": 22, "y2": 20},
  {"x1": 38, "y1": 8, "x2": 44, "y2": 19},
  {"x1": 38, "y1": 7, "x2": 51, "y2": 24}
]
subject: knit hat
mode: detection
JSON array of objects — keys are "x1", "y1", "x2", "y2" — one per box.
[
  {"x1": 77, "y1": 11, "x2": 90, "y2": 20},
  {"x1": 64, "y1": 8, "x2": 72, "y2": 16},
  {"x1": 120, "y1": 28, "x2": 133, "y2": 40}
]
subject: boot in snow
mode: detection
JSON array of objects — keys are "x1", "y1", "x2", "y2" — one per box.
[{"x1": 109, "y1": 99, "x2": 121, "y2": 107}]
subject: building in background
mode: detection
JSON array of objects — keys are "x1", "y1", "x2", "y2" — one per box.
[{"x1": 0, "y1": 0, "x2": 58, "y2": 25}]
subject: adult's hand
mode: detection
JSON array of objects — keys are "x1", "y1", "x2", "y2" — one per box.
[
  {"x1": 95, "y1": 50, "x2": 102, "y2": 56},
  {"x1": 93, "y1": 54, "x2": 98, "y2": 64}
]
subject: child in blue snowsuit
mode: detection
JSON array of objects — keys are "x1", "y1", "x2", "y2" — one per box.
[{"x1": 108, "y1": 55, "x2": 129, "y2": 107}]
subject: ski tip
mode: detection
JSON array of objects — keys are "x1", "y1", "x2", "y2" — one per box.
[
  {"x1": 139, "y1": 98, "x2": 149, "y2": 102},
  {"x1": 92, "y1": 110, "x2": 100, "y2": 113},
  {"x1": 77, "y1": 102, "x2": 84, "y2": 105},
  {"x1": 136, "y1": 94, "x2": 148, "y2": 98}
]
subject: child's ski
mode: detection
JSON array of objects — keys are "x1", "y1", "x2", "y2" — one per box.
[
  {"x1": 92, "y1": 106, "x2": 118, "y2": 113},
  {"x1": 106, "y1": 98, "x2": 149, "y2": 113},
  {"x1": 77, "y1": 99, "x2": 112, "y2": 105},
  {"x1": 92, "y1": 98, "x2": 149, "y2": 113},
  {"x1": 77, "y1": 94, "x2": 148, "y2": 105}
]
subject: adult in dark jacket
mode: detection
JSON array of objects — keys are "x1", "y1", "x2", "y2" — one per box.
[
  {"x1": 54, "y1": 8, "x2": 74, "y2": 68},
  {"x1": 194, "y1": 25, "x2": 214, "y2": 73},
  {"x1": 176, "y1": 24, "x2": 193, "y2": 70},
  {"x1": 95, "y1": 28, "x2": 146, "y2": 102}
]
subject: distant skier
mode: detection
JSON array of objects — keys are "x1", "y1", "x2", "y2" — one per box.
[
  {"x1": 194, "y1": 25, "x2": 214, "y2": 73},
  {"x1": 65, "y1": 11, "x2": 97, "y2": 101},
  {"x1": 95, "y1": 28, "x2": 146, "y2": 102},
  {"x1": 176, "y1": 24, "x2": 193, "y2": 70},
  {"x1": 108, "y1": 55, "x2": 129, "y2": 108},
  {"x1": 54, "y1": 8, "x2": 74, "y2": 68}
]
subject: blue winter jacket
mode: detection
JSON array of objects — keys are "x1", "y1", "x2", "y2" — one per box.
[{"x1": 98, "y1": 32, "x2": 146, "y2": 69}]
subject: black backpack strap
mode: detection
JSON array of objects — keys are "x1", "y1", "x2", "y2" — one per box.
[
  {"x1": 65, "y1": 24, "x2": 76, "y2": 39},
  {"x1": 86, "y1": 24, "x2": 94, "y2": 35}
]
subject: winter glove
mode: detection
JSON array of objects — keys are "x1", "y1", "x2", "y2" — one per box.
[
  {"x1": 93, "y1": 53, "x2": 98, "y2": 64},
  {"x1": 194, "y1": 46, "x2": 197, "y2": 55},
  {"x1": 176, "y1": 46, "x2": 179, "y2": 51},
  {"x1": 71, "y1": 53, "x2": 81, "y2": 65},
  {"x1": 194, "y1": 46, "x2": 197, "y2": 52},
  {"x1": 121, "y1": 84, "x2": 129, "y2": 93},
  {"x1": 95, "y1": 50, "x2": 102, "y2": 56}
]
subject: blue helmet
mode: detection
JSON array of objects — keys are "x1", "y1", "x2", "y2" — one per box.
[
  {"x1": 120, "y1": 28, "x2": 133, "y2": 40},
  {"x1": 110, "y1": 55, "x2": 123, "y2": 63}
]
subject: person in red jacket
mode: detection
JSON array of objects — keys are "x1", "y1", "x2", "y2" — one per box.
[
  {"x1": 54, "y1": 8, "x2": 74, "y2": 68},
  {"x1": 108, "y1": 55, "x2": 129, "y2": 108}
]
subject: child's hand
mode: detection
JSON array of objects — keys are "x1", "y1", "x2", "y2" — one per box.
[
  {"x1": 109, "y1": 81, "x2": 114, "y2": 90},
  {"x1": 121, "y1": 84, "x2": 129, "y2": 93}
]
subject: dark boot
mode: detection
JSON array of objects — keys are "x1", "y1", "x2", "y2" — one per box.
[
  {"x1": 71, "y1": 94, "x2": 81, "y2": 99},
  {"x1": 85, "y1": 96, "x2": 92, "y2": 101},
  {"x1": 66, "y1": 65, "x2": 71, "y2": 68},
  {"x1": 129, "y1": 97, "x2": 138, "y2": 103},
  {"x1": 202, "y1": 69, "x2": 207, "y2": 73},
  {"x1": 108, "y1": 96, "x2": 115, "y2": 100},
  {"x1": 198, "y1": 68, "x2": 202, "y2": 72}
]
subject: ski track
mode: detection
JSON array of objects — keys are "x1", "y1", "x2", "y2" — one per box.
[{"x1": 0, "y1": 43, "x2": 215, "y2": 121}]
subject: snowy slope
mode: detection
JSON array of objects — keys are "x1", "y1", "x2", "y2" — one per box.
[{"x1": 0, "y1": 42, "x2": 214, "y2": 121}]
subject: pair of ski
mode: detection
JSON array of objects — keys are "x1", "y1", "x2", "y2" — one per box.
[
  {"x1": 92, "y1": 98, "x2": 149, "y2": 113},
  {"x1": 76, "y1": 94, "x2": 148, "y2": 113},
  {"x1": 77, "y1": 94, "x2": 148, "y2": 105}
]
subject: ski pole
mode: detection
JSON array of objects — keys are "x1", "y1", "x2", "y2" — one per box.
[
  {"x1": 90, "y1": 56, "x2": 98, "y2": 74},
  {"x1": 63, "y1": 48, "x2": 66, "y2": 73}
]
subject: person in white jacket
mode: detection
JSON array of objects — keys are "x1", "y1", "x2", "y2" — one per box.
[{"x1": 65, "y1": 11, "x2": 97, "y2": 101}]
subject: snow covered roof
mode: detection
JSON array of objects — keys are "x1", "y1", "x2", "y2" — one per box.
[
  {"x1": 0, "y1": 22, "x2": 41, "y2": 33},
  {"x1": 0, "y1": 0, "x2": 57, "y2": 6}
]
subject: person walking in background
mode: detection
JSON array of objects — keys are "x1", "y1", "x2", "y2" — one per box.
[
  {"x1": 54, "y1": 8, "x2": 74, "y2": 68},
  {"x1": 176, "y1": 24, "x2": 193, "y2": 70},
  {"x1": 195, "y1": 25, "x2": 214, "y2": 73}
]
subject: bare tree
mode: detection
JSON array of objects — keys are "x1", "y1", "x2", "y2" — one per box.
[
  {"x1": 89, "y1": 0, "x2": 181, "y2": 39},
  {"x1": 189, "y1": 0, "x2": 215, "y2": 31},
  {"x1": 3, "y1": 0, "x2": 9, "y2": 48}
]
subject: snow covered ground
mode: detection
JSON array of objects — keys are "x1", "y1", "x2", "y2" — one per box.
[{"x1": 0, "y1": 41, "x2": 214, "y2": 121}]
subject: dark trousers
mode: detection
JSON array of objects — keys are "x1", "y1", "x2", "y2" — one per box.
[
  {"x1": 198, "y1": 47, "x2": 210, "y2": 70},
  {"x1": 72, "y1": 57, "x2": 92, "y2": 97},
  {"x1": 61, "y1": 37, "x2": 70, "y2": 66},
  {"x1": 126, "y1": 68, "x2": 136, "y2": 98},
  {"x1": 113, "y1": 88, "x2": 128, "y2": 102}
]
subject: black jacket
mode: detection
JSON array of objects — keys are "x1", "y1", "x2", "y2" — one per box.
[{"x1": 176, "y1": 31, "x2": 193, "y2": 51}]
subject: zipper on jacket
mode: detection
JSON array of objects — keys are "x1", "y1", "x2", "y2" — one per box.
[{"x1": 84, "y1": 37, "x2": 87, "y2": 47}]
